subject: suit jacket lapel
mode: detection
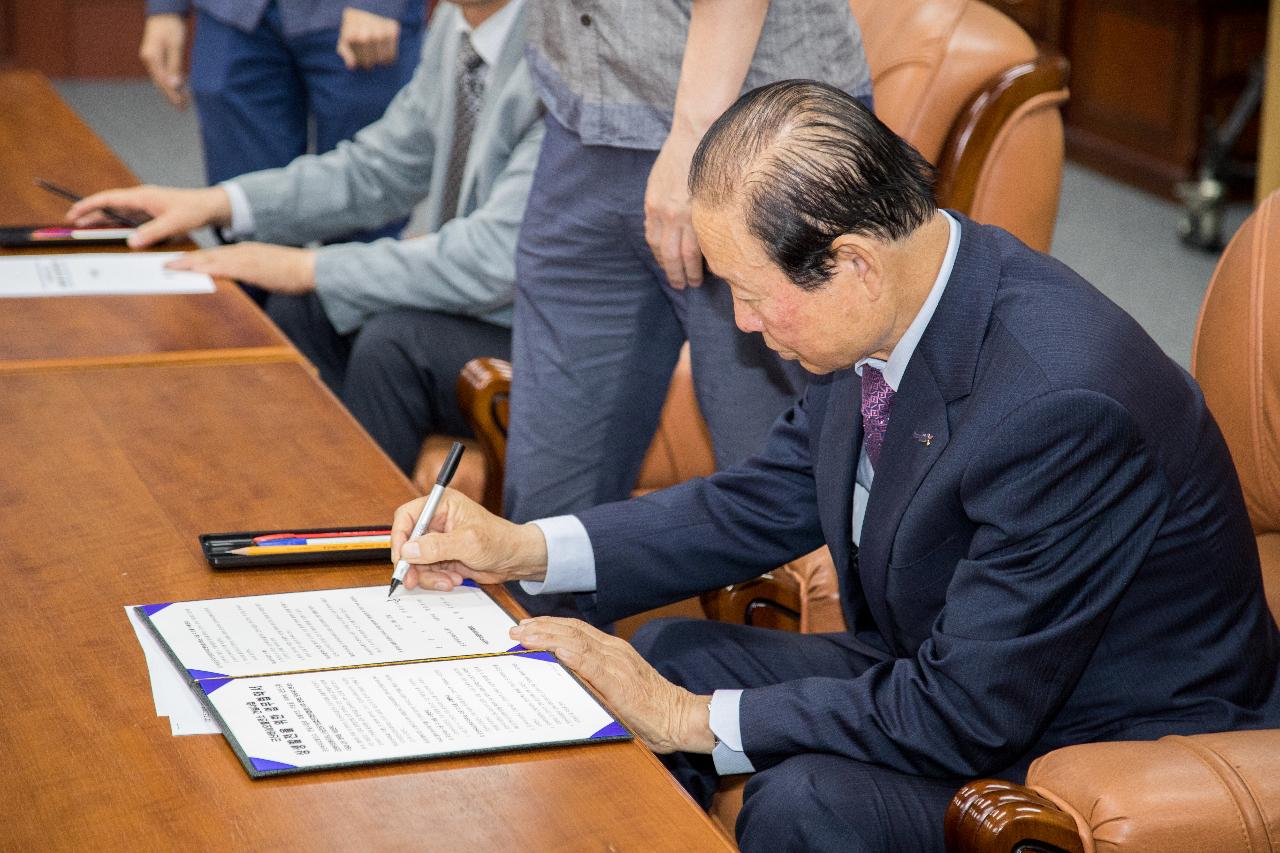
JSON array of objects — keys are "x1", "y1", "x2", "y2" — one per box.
[
  {"x1": 847, "y1": 213, "x2": 1001, "y2": 650},
  {"x1": 856, "y1": 362, "x2": 949, "y2": 647}
]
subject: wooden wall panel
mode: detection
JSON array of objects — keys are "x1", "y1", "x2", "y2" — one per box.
[
  {"x1": 1064, "y1": 0, "x2": 1202, "y2": 195},
  {"x1": 1061, "y1": 0, "x2": 1265, "y2": 198},
  {"x1": 6, "y1": 0, "x2": 145, "y2": 78},
  {"x1": 68, "y1": 0, "x2": 147, "y2": 77},
  {"x1": 0, "y1": 1, "x2": 13, "y2": 68}
]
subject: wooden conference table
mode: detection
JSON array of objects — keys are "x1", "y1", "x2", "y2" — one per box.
[
  {"x1": 0, "y1": 70, "x2": 296, "y2": 373},
  {"x1": 0, "y1": 72, "x2": 734, "y2": 851}
]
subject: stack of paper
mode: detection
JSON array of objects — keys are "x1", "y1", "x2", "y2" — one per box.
[
  {"x1": 0, "y1": 253, "x2": 215, "y2": 297},
  {"x1": 125, "y1": 606, "x2": 222, "y2": 736},
  {"x1": 125, "y1": 585, "x2": 631, "y2": 774}
]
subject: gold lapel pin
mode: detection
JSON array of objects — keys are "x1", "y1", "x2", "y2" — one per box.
[{"x1": 912, "y1": 432, "x2": 934, "y2": 447}]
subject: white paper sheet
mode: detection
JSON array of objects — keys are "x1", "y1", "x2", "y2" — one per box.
[
  {"x1": 0, "y1": 253, "x2": 214, "y2": 297},
  {"x1": 206, "y1": 654, "x2": 619, "y2": 772},
  {"x1": 141, "y1": 585, "x2": 519, "y2": 678},
  {"x1": 124, "y1": 606, "x2": 221, "y2": 736}
]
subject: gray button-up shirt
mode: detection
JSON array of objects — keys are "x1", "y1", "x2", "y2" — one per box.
[{"x1": 527, "y1": 0, "x2": 872, "y2": 150}]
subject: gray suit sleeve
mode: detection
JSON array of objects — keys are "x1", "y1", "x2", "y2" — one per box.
[
  {"x1": 232, "y1": 54, "x2": 439, "y2": 248},
  {"x1": 310, "y1": 115, "x2": 542, "y2": 334}
]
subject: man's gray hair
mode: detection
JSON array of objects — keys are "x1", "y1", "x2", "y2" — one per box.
[{"x1": 689, "y1": 80, "x2": 936, "y2": 289}]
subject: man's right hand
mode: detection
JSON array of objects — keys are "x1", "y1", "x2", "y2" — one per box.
[
  {"x1": 139, "y1": 14, "x2": 189, "y2": 109},
  {"x1": 391, "y1": 489, "x2": 550, "y2": 592},
  {"x1": 67, "y1": 185, "x2": 232, "y2": 248}
]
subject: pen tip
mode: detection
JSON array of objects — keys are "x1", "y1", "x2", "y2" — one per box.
[{"x1": 387, "y1": 578, "x2": 401, "y2": 598}]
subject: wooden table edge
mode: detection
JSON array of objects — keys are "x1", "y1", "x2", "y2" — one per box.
[{"x1": 0, "y1": 344, "x2": 304, "y2": 374}]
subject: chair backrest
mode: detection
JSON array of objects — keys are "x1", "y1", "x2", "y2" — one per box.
[
  {"x1": 1192, "y1": 189, "x2": 1280, "y2": 621},
  {"x1": 852, "y1": 0, "x2": 1023, "y2": 162},
  {"x1": 850, "y1": 0, "x2": 1068, "y2": 252},
  {"x1": 1193, "y1": 191, "x2": 1280, "y2": 536}
]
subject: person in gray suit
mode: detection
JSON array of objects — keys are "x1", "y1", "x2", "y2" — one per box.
[{"x1": 70, "y1": 0, "x2": 542, "y2": 476}]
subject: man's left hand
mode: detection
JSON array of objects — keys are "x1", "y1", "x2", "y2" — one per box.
[
  {"x1": 644, "y1": 128, "x2": 705, "y2": 290},
  {"x1": 165, "y1": 243, "x2": 317, "y2": 294},
  {"x1": 509, "y1": 617, "x2": 715, "y2": 754},
  {"x1": 336, "y1": 7, "x2": 401, "y2": 70}
]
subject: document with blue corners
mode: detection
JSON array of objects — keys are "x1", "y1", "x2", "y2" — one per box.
[{"x1": 135, "y1": 584, "x2": 630, "y2": 777}]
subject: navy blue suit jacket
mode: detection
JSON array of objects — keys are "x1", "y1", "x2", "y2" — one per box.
[{"x1": 576, "y1": 214, "x2": 1280, "y2": 778}]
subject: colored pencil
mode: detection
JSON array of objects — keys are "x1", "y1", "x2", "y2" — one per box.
[
  {"x1": 229, "y1": 541, "x2": 390, "y2": 556},
  {"x1": 256, "y1": 535, "x2": 390, "y2": 547},
  {"x1": 253, "y1": 529, "x2": 390, "y2": 543}
]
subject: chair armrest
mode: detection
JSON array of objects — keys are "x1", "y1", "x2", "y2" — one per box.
[
  {"x1": 700, "y1": 547, "x2": 847, "y2": 633},
  {"x1": 1019, "y1": 730, "x2": 1280, "y2": 853},
  {"x1": 701, "y1": 571, "x2": 803, "y2": 631},
  {"x1": 945, "y1": 779, "x2": 1083, "y2": 853},
  {"x1": 457, "y1": 357, "x2": 512, "y2": 513},
  {"x1": 936, "y1": 49, "x2": 1069, "y2": 215}
]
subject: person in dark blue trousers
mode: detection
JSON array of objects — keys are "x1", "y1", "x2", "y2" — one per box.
[{"x1": 140, "y1": 0, "x2": 423, "y2": 189}]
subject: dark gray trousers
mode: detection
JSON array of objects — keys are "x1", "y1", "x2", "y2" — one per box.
[
  {"x1": 266, "y1": 293, "x2": 511, "y2": 474},
  {"x1": 504, "y1": 114, "x2": 807, "y2": 523}
]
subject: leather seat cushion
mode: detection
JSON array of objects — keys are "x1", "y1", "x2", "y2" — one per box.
[{"x1": 1027, "y1": 731, "x2": 1280, "y2": 853}]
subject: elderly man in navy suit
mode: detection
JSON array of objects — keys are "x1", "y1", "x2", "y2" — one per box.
[{"x1": 386, "y1": 81, "x2": 1280, "y2": 852}]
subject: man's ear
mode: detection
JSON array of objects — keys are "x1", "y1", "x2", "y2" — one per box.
[{"x1": 829, "y1": 234, "x2": 882, "y2": 300}]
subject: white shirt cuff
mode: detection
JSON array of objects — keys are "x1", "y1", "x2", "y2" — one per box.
[
  {"x1": 220, "y1": 181, "x2": 255, "y2": 239},
  {"x1": 709, "y1": 689, "x2": 755, "y2": 774},
  {"x1": 521, "y1": 515, "x2": 597, "y2": 596}
]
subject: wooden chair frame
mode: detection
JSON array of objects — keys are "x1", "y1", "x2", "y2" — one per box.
[
  {"x1": 936, "y1": 51, "x2": 1070, "y2": 212},
  {"x1": 945, "y1": 780, "x2": 1084, "y2": 853},
  {"x1": 456, "y1": 356, "x2": 510, "y2": 513}
]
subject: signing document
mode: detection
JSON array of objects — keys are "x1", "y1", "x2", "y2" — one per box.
[
  {"x1": 134, "y1": 584, "x2": 628, "y2": 776},
  {"x1": 0, "y1": 253, "x2": 214, "y2": 297}
]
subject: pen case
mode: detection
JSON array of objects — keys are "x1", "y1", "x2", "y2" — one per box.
[
  {"x1": 201, "y1": 525, "x2": 392, "y2": 569},
  {"x1": 0, "y1": 225, "x2": 134, "y2": 247}
]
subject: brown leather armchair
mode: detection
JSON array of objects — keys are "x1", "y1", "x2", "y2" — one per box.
[{"x1": 941, "y1": 190, "x2": 1280, "y2": 853}]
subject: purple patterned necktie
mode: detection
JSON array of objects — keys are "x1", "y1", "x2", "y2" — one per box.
[{"x1": 861, "y1": 365, "x2": 895, "y2": 468}]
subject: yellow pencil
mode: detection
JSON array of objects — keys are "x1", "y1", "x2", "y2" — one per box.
[{"x1": 229, "y1": 541, "x2": 390, "y2": 556}]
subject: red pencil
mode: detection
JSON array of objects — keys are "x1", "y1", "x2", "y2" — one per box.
[{"x1": 253, "y1": 529, "x2": 391, "y2": 544}]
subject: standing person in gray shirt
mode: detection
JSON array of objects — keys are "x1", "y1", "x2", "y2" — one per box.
[
  {"x1": 502, "y1": 1, "x2": 873, "y2": 615},
  {"x1": 70, "y1": 0, "x2": 541, "y2": 476}
]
